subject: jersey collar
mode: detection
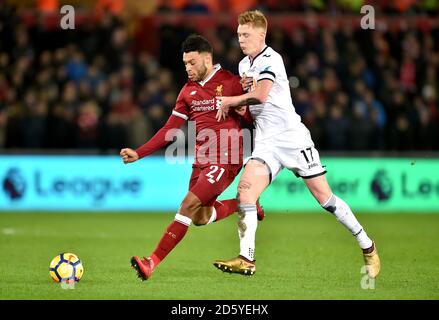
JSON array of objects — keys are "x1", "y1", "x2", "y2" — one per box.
[
  {"x1": 198, "y1": 64, "x2": 221, "y2": 87},
  {"x1": 249, "y1": 46, "x2": 269, "y2": 66}
]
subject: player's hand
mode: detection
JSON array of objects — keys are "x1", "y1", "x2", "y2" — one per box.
[
  {"x1": 120, "y1": 148, "x2": 139, "y2": 164},
  {"x1": 240, "y1": 74, "x2": 255, "y2": 92},
  {"x1": 216, "y1": 107, "x2": 228, "y2": 122},
  {"x1": 215, "y1": 96, "x2": 230, "y2": 121}
]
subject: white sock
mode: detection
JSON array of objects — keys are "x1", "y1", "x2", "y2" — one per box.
[
  {"x1": 238, "y1": 204, "x2": 258, "y2": 261},
  {"x1": 322, "y1": 194, "x2": 373, "y2": 250},
  {"x1": 175, "y1": 213, "x2": 192, "y2": 226}
]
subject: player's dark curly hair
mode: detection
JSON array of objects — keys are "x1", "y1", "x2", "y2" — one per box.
[{"x1": 181, "y1": 34, "x2": 213, "y2": 55}]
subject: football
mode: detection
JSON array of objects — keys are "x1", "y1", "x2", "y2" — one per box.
[{"x1": 49, "y1": 253, "x2": 84, "y2": 283}]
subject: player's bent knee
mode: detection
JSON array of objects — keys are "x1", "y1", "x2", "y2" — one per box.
[
  {"x1": 191, "y1": 208, "x2": 210, "y2": 226},
  {"x1": 192, "y1": 215, "x2": 208, "y2": 226},
  {"x1": 180, "y1": 198, "x2": 202, "y2": 221}
]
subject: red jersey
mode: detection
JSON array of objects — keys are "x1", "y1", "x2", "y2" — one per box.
[{"x1": 136, "y1": 65, "x2": 246, "y2": 166}]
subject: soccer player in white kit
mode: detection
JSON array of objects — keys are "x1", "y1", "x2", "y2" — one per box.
[{"x1": 213, "y1": 10, "x2": 380, "y2": 278}]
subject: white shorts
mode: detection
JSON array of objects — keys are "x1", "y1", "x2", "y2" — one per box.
[{"x1": 248, "y1": 135, "x2": 326, "y2": 182}]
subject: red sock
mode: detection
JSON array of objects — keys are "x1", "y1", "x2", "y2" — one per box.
[
  {"x1": 150, "y1": 219, "x2": 189, "y2": 270},
  {"x1": 213, "y1": 199, "x2": 238, "y2": 222}
]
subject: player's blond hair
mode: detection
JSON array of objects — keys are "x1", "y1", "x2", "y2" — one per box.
[{"x1": 237, "y1": 10, "x2": 267, "y2": 32}]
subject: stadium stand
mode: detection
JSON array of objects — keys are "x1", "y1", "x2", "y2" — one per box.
[{"x1": 0, "y1": 0, "x2": 438, "y2": 151}]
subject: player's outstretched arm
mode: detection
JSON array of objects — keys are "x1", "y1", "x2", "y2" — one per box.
[
  {"x1": 120, "y1": 148, "x2": 139, "y2": 164},
  {"x1": 122, "y1": 114, "x2": 186, "y2": 162}
]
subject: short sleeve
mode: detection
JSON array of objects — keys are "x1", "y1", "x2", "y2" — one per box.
[
  {"x1": 172, "y1": 87, "x2": 189, "y2": 120},
  {"x1": 257, "y1": 64, "x2": 276, "y2": 83},
  {"x1": 255, "y1": 52, "x2": 279, "y2": 83}
]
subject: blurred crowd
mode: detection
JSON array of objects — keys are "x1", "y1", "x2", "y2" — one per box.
[
  {"x1": 154, "y1": 0, "x2": 439, "y2": 15},
  {"x1": 22, "y1": 0, "x2": 439, "y2": 15},
  {"x1": 0, "y1": 3, "x2": 178, "y2": 150},
  {"x1": 0, "y1": 1, "x2": 438, "y2": 152}
]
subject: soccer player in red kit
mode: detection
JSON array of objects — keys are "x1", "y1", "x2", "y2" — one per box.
[{"x1": 120, "y1": 34, "x2": 263, "y2": 281}]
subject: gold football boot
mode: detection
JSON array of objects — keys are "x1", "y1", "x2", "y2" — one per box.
[
  {"x1": 363, "y1": 242, "x2": 381, "y2": 278},
  {"x1": 213, "y1": 256, "x2": 256, "y2": 276}
]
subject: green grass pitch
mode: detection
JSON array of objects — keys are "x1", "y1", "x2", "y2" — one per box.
[{"x1": 1, "y1": 212, "x2": 438, "y2": 300}]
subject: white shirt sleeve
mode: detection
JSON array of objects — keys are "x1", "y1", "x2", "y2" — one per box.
[{"x1": 255, "y1": 55, "x2": 278, "y2": 83}]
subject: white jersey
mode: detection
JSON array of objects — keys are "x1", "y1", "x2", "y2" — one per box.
[{"x1": 239, "y1": 46, "x2": 312, "y2": 148}]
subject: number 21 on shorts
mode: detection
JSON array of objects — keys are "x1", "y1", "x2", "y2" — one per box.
[{"x1": 206, "y1": 166, "x2": 225, "y2": 184}]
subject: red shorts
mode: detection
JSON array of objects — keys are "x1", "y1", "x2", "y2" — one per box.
[{"x1": 189, "y1": 164, "x2": 242, "y2": 206}]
